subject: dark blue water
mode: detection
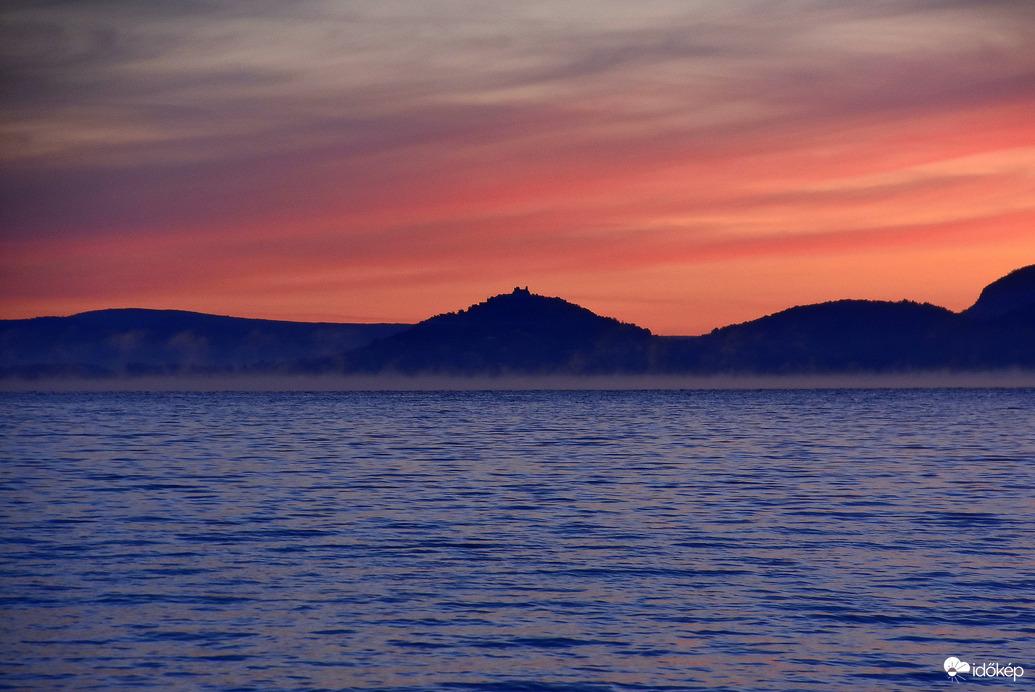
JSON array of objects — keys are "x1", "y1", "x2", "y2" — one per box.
[{"x1": 1, "y1": 389, "x2": 1032, "y2": 690}]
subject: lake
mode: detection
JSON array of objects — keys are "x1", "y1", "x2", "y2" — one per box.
[{"x1": 1, "y1": 389, "x2": 1032, "y2": 690}]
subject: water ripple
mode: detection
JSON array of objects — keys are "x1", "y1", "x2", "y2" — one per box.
[{"x1": 1, "y1": 389, "x2": 1032, "y2": 690}]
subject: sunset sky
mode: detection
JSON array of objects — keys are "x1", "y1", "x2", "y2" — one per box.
[{"x1": 2, "y1": 1, "x2": 1033, "y2": 335}]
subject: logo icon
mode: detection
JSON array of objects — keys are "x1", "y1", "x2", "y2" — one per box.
[{"x1": 945, "y1": 657, "x2": 971, "y2": 682}]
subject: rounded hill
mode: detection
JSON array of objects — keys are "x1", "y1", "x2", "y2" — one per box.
[{"x1": 344, "y1": 287, "x2": 653, "y2": 374}]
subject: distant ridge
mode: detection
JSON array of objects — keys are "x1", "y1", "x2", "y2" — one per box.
[
  {"x1": 0, "y1": 309, "x2": 408, "y2": 378},
  {"x1": 2, "y1": 266, "x2": 1034, "y2": 379}
]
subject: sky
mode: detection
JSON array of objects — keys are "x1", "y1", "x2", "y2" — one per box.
[{"x1": 1, "y1": 0, "x2": 1033, "y2": 335}]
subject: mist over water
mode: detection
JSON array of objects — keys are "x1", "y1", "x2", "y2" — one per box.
[
  {"x1": 4, "y1": 370, "x2": 1035, "y2": 392},
  {"x1": 1, "y1": 390, "x2": 1032, "y2": 690}
]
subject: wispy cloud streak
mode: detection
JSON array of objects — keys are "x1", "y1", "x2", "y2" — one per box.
[{"x1": 2, "y1": 0, "x2": 1033, "y2": 332}]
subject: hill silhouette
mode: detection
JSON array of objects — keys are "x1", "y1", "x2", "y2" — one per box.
[
  {"x1": 342, "y1": 287, "x2": 654, "y2": 374},
  {"x1": 0, "y1": 309, "x2": 407, "y2": 378},
  {"x1": 649, "y1": 265, "x2": 1034, "y2": 373},
  {"x1": 662, "y1": 299, "x2": 963, "y2": 373},
  {"x1": 341, "y1": 266, "x2": 1035, "y2": 375},
  {"x1": 2, "y1": 266, "x2": 1033, "y2": 379},
  {"x1": 963, "y1": 264, "x2": 1035, "y2": 322}
]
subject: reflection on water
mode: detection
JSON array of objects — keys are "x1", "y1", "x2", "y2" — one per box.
[{"x1": 1, "y1": 390, "x2": 1032, "y2": 690}]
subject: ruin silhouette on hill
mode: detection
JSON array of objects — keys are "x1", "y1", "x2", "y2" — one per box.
[{"x1": 2, "y1": 266, "x2": 1033, "y2": 378}]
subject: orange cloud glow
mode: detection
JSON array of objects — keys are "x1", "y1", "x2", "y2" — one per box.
[{"x1": 2, "y1": 2, "x2": 1033, "y2": 334}]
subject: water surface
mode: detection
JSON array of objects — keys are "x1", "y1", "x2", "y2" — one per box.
[{"x1": 1, "y1": 390, "x2": 1032, "y2": 690}]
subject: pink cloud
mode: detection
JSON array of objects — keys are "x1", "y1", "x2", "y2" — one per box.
[{"x1": 2, "y1": 1, "x2": 1033, "y2": 332}]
